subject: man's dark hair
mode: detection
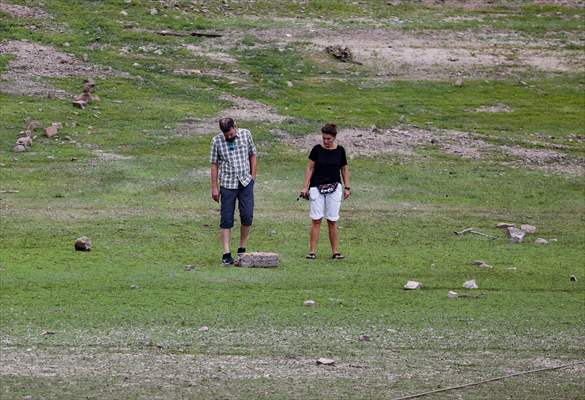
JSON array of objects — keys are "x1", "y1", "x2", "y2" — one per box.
[
  {"x1": 219, "y1": 118, "x2": 236, "y2": 133},
  {"x1": 321, "y1": 123, "x2": 337, "y2": 137}
]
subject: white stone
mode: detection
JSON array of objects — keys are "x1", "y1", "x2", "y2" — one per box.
[
  {"x1": 403, "y1": 280, "x2": 422, "y2": 290},
  {"x1": 534, "y1": 238, "x2": 548, "y2": 245},
  {"x1": 303, "y1": 300, "x2": 316, "y2": 307},
  {"x1": 463, "y1": 279, "x2": 478, "y2": 289},
  {"x1": 507, "y1": 227, "x2": 525, "y2": 243},
  {"x1": 521, "y1": 224, "x2": 537, "y2": 233},
  {"x1": 448, "y1": 291, "x2": 459, "y2": 299}
]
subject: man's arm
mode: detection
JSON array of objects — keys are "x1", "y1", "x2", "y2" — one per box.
[
  {"x1": 211, "y1": 162, "x2": 220, "y2": 202},
  {"x1": 249, "y1": 154, "x2": 257, "y2": 181}
]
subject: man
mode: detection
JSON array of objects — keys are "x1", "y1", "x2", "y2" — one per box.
[{"x1": 210, "y1": 118, "x2": 257, "y2": 265}]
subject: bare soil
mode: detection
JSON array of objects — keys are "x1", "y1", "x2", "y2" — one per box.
[
  {"x1": 0, "y1": 40, "x2": 128, "y2": 98},
  {"x1": 0, "y1": 1, "x2": 49, "y2": 19},
  {"x1": 285, "y1": 126, "x2": 585, "y2": 176}
]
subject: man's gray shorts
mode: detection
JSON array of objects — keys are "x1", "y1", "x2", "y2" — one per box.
[{"x1": 220, "y1": 181, "x2": 254, "y2": 229}]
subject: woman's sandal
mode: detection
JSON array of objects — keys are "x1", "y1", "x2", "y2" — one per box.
[
  {"x1": 332, "y1": 253, "x2": 345, "y2": 260},
  {"x1": 306, "y1": 253, "x2": 317, "y2": 259}
]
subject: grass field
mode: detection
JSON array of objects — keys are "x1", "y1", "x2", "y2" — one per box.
[{"x1": 1, "y1": 1, "x2": 584, "y2": 399}]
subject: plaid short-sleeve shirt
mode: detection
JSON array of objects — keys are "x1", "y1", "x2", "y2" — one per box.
[{"x1": 210, "y1": 128, "x2": 257, "y2": 189}]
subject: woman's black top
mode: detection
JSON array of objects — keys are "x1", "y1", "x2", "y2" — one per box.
[{"x1": 308, "y1": 145, "x2": 348, "y2": 187}]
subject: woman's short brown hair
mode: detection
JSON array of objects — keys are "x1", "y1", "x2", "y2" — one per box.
[{"x1": 321, "y1": 123, "x2": 337, "y2": 136}]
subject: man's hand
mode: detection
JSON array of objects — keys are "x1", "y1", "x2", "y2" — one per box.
[{"x1": 212, "y1": 187, "x2": 220, "y2": 202}]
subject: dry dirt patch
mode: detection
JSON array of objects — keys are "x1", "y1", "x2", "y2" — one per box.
[
  {"x1": 0, "y1": 1, "x2": 48, "y2": 19},
  {"x1": 177, "y1": 94, "x2": 288, "y2": 137},
  {"x1": 0, "y1": 40, "x2": 127, "y2": 97},
  {"x1": 285, "y1": 126, "x2": 585, "y2": 176}
]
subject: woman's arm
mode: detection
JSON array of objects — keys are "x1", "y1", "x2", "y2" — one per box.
[
  {"x1": 341, "y1": 164, "x2": 350, "y2": 199},
  {"x1": 301, "y1": 160, "x2": 315, "y2": 197}
]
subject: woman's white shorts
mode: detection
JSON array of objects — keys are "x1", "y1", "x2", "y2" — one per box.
[{"x1": 309, "y1": 184, "x2": 343, "y2": 221}]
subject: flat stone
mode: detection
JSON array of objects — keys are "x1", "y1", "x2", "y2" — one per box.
[
  {"x1": 403, "y1": 280, "x2": 422, "y2": 290},
  {"x1": 358, "y1": 334, "x2": 370, "y2": 342},
  {"x1": 198, "y1": 326, "x2": 209, "y2": 332},
  {"x1": 496, "y1": 222, "x2": 515, "y2": 229},
  {"x1": 235, "y1": 252, "x2": 279, "y2": 268},
  {"x1": 463, "y1": 279, "x2": 478, "y2": 289},
  {"x1": 448, "y1": 291, "x2": 459, "y2": 299},
  {"x1": 534, "y1": 238, "x2": 548, "y2": 245},
  {"x1": 303, "y1": 300, "x2": 316, "y2": 307}
]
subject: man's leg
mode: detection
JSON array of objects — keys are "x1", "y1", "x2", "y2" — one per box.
[
  {"x1": 221, "y1": 228, "x2": 231, "y2": 254},
  {"x1": 237, "y1": 181, "x2": 254, "y2": 251},
  {"x1": 220, "y1": 187, "x2": 237, "y2": 262}
]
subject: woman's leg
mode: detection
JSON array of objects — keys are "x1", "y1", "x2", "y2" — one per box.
[
  {"x1": 309, "y1": 219, "x2": 321, "y2": 254},
  {"x1": 327, "y1": 219, "x2": 338, "y2": 255}
]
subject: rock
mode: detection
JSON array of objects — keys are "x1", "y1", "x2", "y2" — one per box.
[
  {"x1": 16, "y1": 137, "x2": 32, "y2": 147},
  {"x1": 303, "y1": 300, "x2": 316, "y2": 307},
  {"x1": 570, "y1": 275, "x2": 577, "y2": 282},
  {"x1": 120, "y1": 10, "x2": 128, "y2": 16},
  {"x1": 130, "y1": 284, "x2": 140, "y2": 289},
  {"x1": 358, "y1": 334, "x2": 370, "y2": 342},
  {"x1": 506, "y1": 227, "x2": 525, "y2": 243},
  {"x1": 463, "y1": 279, "x2": 478, "y2": 289},
  {"x1": 520, "y1": 224, "x2": 537, "y2": 234},
  {"x1": 44, "y1": 125, "x2": 58, "y2": 138},
  {"x1": 471, "y1": 260, "x2": 492, "y2": 268},
  {"x1": 316, "y1": 358, "x2": 335, "y2": 366},
  {"x1": 286, "y1": 81, "x2": 294, "y2": 87},
  {"x1": 534, "y1": 238, "x2": 548, "y2": 245},
  {"x1": 235, "y1": 252, "x2": 279, "y2": 268},
  {"x1": 371, "y1": 125, "x2": 381, "y2": 134},
  {"x1": 41, "y1": 330, "x2": 56, "y2": 336},
  {"x1": 13, "y1": 144, "x2": 27, "y2": 153},
  {"x1": 496, "y1": 222, "x2": 515, "y2": 229},
  {"x1": 198, "y1": 326, "x2": 209, "y2": 332},
  {"x1": 74, "y1": 236, "x2": 91, "y2": 251},
  {"x1": 150, "y1": 8, "x2": 159, "y2": 15},
  {"x1": 325, "y1": 45, "x2": 354, "y2": 62},
  {"x1": 184, "y1": 264, "x2": 194, "y2": 271},
  {"x1": 72, "y1": 100, "x2": 87, "y2": 109},
  {"x1": 454, "y1": 77, "x2": 464, "y2": 87},
  {"x1": 448, "y1": 291, "x2": 459, "y2": 299},
  {"x1": 403, "y1": 280, "x2": 422, "y2": 290}
]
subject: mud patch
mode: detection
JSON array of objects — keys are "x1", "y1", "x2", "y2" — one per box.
[
  {"x1": 177, "y1": 94, "x2": 287, "y2": 137},
  {"x1": 0, "y1": 40, "x2": 127, "y2": 97},
  {"x1": 0, "y1": 2, "x2": 48, "y2": 19},
  {"x1": 285, "y1": 126, "x2": 585, "y2": 176}
]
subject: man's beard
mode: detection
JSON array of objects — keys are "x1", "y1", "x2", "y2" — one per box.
[{"x1": 226, "y1": 136, "x2": 236, "y2": 142}]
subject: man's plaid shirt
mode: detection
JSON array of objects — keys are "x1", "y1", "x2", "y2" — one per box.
[{"x1": 210, "y1": 128, "x2": 257, "y2": 189}]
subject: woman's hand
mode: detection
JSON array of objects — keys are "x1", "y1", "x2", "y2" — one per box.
[
  {"x1": 343, "y1": 187, "x2": 350, "y2": 200},
  {"x1": 300, "y1": 188, "x2": 309, "y2": 200}
]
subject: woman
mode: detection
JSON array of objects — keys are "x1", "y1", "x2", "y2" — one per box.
[{"x1": 300, "y1": 124, "x2": 350, "y2": 260}]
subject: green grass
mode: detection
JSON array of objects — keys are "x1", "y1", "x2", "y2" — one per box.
[{"x1": 0, "y1": 1, "x2": 584, "y2": 399}]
